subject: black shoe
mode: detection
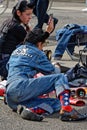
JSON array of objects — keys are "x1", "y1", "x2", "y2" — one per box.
[
  {"x1": 54, "y1": 18, "x2": 58, "y2": 27},
  {"x1": 59, "y1": 109, "x2": 87, "y2": 121},
  {"x1": 51, "y1": 18, "x2": 58, "y2": 33},
  {"x1": 17, "y1": 105, "x2": 44, "y2": 121}
]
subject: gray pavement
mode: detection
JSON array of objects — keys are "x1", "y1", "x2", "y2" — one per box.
[{"x1": 0, "y1": 1, "x2": 87, "y2": 130}]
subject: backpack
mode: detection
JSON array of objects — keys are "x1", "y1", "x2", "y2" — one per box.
[{"x1": 65, "y1": 63, "x2": 87, "y2": 82}]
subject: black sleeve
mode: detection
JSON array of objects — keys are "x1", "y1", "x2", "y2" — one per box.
[
  {"x1": 10, "y1": 25, "x2": 27, "y2": 42},
  {"x1": 42, "y1": 32, "x2": 50, "y2": 39}
]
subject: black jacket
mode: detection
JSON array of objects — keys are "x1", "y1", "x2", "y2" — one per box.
[{"x1": 0, "y1": 18, "x2": 28, "y2": 54}]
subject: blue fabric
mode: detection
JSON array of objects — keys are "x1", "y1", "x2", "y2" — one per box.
[
  {"x1": 6, "y1": 42, "x2": 70, "y2": 112},
  {"x1": 54, "y1": 24, "x2": 87, "y2": 57}
]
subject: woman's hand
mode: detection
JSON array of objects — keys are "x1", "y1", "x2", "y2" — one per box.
[{"x1": 46, "y1": 19, "x2": 54, "y2": 34}]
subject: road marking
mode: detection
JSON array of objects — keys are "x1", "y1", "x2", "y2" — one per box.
[
  {"x1": 51, "y1": 7, "x2": 83, "y2": 11},
  {"x1": 0, "y1": 8, "x2": 12, "y2": 13}
]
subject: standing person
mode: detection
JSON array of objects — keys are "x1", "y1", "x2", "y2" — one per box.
[
  {"x1": 6, "y1": 25, "x2": 87, "y2": 121},
  {"x1": 30, "y1": 0, "x2": 58, "y2": 29},
  {"x1": 0, "y1": 0, "x2": 34, "y2": 80}
]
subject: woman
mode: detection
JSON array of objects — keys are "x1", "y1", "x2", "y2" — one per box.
[
  {"x1": 0, "y1": 0, "x2": 34, "y2": 79},
  {"x1": 6, "y1": 26, "x2": 87, "y2": 122}
]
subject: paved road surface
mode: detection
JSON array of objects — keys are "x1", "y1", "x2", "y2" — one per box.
[{"x1": 0, "y1": 1, "x2": 87, "y2": 130}]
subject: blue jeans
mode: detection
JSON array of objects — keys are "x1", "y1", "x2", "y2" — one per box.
[
  {"x1": 30, "y1": 0, "x2": 49, "y2": 28},
  {"x1": 6, "y1": 74, "x2": 69, "y2": 112},
  {"x1": 54, "y1": 28, "x2": 82, "y2": 57}
]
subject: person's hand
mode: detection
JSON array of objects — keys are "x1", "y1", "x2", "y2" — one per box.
[
  {"x1": 46, "y1": 19, "x2": 54, "y2": 34},
  {"x1": 52, "y1": 61, "x2": 61, "y2": 68},
  {"x1": 52, "y1": 61, "x2": 61, "y2": 73}
]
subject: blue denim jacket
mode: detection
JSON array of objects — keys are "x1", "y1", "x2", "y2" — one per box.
[
  {"x1": 7, "y1": 42, "x2": 55, "y2": 83},
  {"x1": 54, "y1": 24, "x2": 87, "y2": 57}
]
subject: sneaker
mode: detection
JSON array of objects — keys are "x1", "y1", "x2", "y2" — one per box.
[
  {"x1": 17, "y1": 105, "x2": 44, "y2": 121},
  {"x1": 54, "y1": 55, "x2": 62, "y2": 60},
  {"x1": 59, "y1": 109, "x2": 87, "y2": 121}
]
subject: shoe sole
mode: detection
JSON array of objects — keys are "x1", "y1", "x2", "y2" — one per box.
[
  {"x1": 17, "y1": 105, "x2": 44, "y2": 121},
  {"x1": 59, "y1": 114, "x2": 87, "y2": 121}
]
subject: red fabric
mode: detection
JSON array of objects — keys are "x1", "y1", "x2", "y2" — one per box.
[
  {"x1": 59, "y1": 90, "x2": 73, "y2": 112},
  {"x1": 30, "y1": 107, "x2": 46, "y2": 114},
  {"x1": 62, "y1": 105, "x2": 73, "y2": 112},
  {"x1": 59, "y1": 90, "x2": 70, "y2": 105},
  {"x1": 0, "y1": 88, "x2": 5, "y2": 96}
]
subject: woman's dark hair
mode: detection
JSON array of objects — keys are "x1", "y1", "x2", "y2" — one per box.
[
  {"x1": 12, "y1": 0, "x2": 34, "y2": 22},
  {"x1": 24, "y1": 28, "x2": 48, "y2": 45}
]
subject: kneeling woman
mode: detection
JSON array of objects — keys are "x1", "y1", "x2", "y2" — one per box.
[{"x1": 6, "y1": 26, "x2": 87, "y2": 122}]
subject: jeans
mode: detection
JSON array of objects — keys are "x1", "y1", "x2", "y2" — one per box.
[
  {"x1": 6, "y1": 73, "x2": 69, "y2": 112},
  {"x1": 30, "y1": 0, "x2": 49, "y2": 28},
  {"x1": 54, "y1": 27, "x2": 83, "y2": 57}
]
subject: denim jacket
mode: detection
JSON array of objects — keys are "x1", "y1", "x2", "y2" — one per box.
[
  {"x1": 54, "y1": 24, "x2": 87, "y2": 56},
  {"x1": 7, "y1": 42, "x2": 55, "y2": 83}
]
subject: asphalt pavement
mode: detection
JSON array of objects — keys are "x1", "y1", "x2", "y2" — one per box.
[{"x1": 0, "y1": 1, "x2": 87, "y2": 130}]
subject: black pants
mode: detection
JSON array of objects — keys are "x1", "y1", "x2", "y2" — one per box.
[{"x1": 30, "y1": 0, "x2": 49, "y2": 28}]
